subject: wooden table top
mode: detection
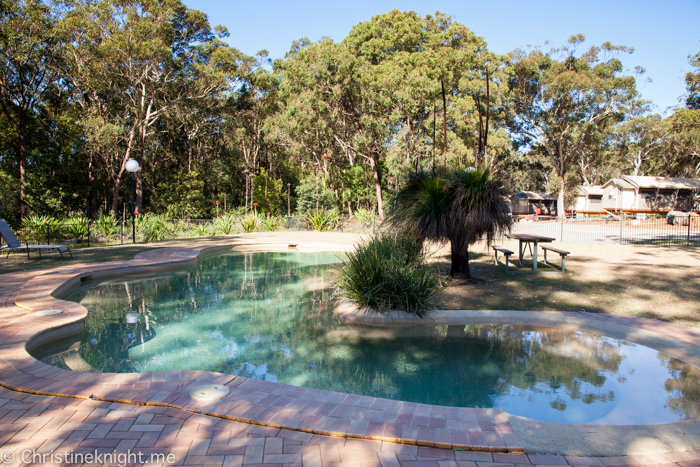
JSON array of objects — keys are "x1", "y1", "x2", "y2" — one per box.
[{"x1": 505, "y1": 233, "x2": 557, "y2": 242}]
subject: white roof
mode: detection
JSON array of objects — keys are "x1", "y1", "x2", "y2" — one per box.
[
  {"x1": 602, "y1": 178, "x2": 637, "y2": 190},
  {"x1": 622, "y1": 176, "x2": 700, "y2": 190},
  {"x1": 577, "y1": 185, "x2": 604, "y2": 196}
]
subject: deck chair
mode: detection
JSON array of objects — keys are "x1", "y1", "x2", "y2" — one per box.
[{"x1": 0, "y1": 219, "x2": 73, "y2": 260}]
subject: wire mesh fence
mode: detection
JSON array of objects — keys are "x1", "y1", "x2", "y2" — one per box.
[{"x1": 509, "y1": 214, "x2": 700, "y2": 246}]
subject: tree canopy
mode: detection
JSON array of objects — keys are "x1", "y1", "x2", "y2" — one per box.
[{"x1": 0, "y1": 3, "x2": 697, "y2": 225}]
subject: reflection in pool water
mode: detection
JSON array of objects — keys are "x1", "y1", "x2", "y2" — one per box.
[{"x1": 33, "y1": 251, "x2": 700, "y2": 425}]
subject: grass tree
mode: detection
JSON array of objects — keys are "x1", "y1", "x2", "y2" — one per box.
[{"x1": 388, "y1": 167, "x2": 512, "y2": 280}]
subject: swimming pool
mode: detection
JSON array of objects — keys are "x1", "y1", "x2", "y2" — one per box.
[{"x1": 32, "y1": 251, "x2": 700, "y2": 425}]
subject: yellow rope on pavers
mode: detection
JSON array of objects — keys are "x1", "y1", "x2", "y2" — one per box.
[{"x1": 0, "y1": 378, "x2": 521, "y2": 453}]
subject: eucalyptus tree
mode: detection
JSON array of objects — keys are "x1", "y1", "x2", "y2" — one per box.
[
  {"x1": 506, "y1": 35, "x2": 638, "y2": 216},
  {"x1": 613, "y1": 113, "x2": 666, "y2": 177},
  {"x1": 663, "y1": 51, "x2": 700, "y2": 177},
  {"x1": 274, "y1": 11, "x2": 491, "y2": 217},
  {"x1": 61, "y1": 0, "x2": 240, "y2": 214},
  {"x1": 0, "y1": 0, "x2": 63, "y2": 218}
]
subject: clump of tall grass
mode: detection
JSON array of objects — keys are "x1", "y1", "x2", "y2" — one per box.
[
  {"x1": 137, "y1": 213, "x2": 174, "y2": 242},
  {"x1": 353, "y1": 208, "x2": 375, "y2": 227},
  {"x1": 215, "y1": 215, "x2": 237, "y2": 235},
  {"x1": 94, "y1": 214, "x2": 119, "y2": 240},
  {"x1": 306, "y1": 210, "x2": 340, "y2": 231},
  {"x1": 64, "y1": 217, "x2": 89, "y2": 239},
  {"x1": 239, "y1": 215, "x2": 258, "y2": 233},
  {"x1": 333, "y1": 231, "x2": 443, "y2": 317},
  {"x1": 194, "y1": 221, "x2": 214, "y2": 237},
  {"x1": 260, "y1": 215, "x2": 281, "y2": 232},
  {"x1": 22, "y1": 214, "x2": 59, "y2": 238}
]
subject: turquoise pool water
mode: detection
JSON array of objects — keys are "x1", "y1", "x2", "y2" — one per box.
[{"x1": 34, "y1": 251, "x2": 700, "y2": 425}]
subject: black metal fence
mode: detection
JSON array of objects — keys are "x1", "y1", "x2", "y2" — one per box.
[{"x1": 509, "y1": 214, "x2": 700, "y2": 246}]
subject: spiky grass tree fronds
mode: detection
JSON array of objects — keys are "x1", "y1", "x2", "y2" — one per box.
[
  {"x1": 386, "y1": 167, "x2": 512, "y2": 280},
  {"x1": 447, "y1": 168, "x2": 513, "y2": 277},
  {"x1": 387, "y1": 172, "x2": 452, "y2": 242}
]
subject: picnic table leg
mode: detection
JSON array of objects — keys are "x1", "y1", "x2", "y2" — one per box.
[
  {"x1": 519, "y1": 240, "x2": 524, "y2": 265},
  {"x1": 533, "y1": 241, "x2": 538, "y2": 272}
]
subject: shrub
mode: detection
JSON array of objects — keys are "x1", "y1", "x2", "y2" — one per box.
[
  {"x1": 260, "y1": 216, "x2": 281, "y2": 232},
  {"x1": 239, "y1": 215, "x2": 258, "y2": 233},
  {"x1": 64, "y1": 217, "x2": 88, "y2": 239},
  {"x1": 333, "y1": 232, "x2": 443, "y2": 317},
  {"x1": 137, "y1": 213, "x2": 174, "y2": 242},
  {"x1": 354, "y1": 208, "x2": 375, "y2": 227},
  {"x1": 22, "y1": 214, "x2": 58, "y2": 238},
  {"x1": 215, "y1": 215, "x2": 237, "y2": 235},
  {"x1": 194, "y1": 222, "x2": 214, "y2": 237},
  {"x1": 306, "y1": 210, "x2": 340, "y2": 231},
  {"x1": 93, "y1": 214, "x2": 119, "y2": 240}
]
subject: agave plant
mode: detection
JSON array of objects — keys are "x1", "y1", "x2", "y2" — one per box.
[
  {"x1": 238, "y1": 215, "x2": 258, "y2": 233},
  {"x1": 214, "y1": 215, "x2": 237, "y2": 235},
  {"x1": 260, "y1": 216, "x2": 281, "y2": 232},
  {"x1": 306, "y1": 210, "x2": 340, "y2": 231}
]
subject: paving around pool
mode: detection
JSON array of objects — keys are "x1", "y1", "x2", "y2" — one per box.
[{"x1": 0, "y1": 233, "x2": 699, "y2": 466}]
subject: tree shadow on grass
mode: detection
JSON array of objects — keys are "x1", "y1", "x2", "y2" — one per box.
[{"x1": 435, "y1": 250, "x2": 700, "y2": 327}]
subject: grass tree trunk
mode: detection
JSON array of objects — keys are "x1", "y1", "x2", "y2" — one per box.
[{"x1": 450, "y1": 240, "x2": 471, "y2": 280}]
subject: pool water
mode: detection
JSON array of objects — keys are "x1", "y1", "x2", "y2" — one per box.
[{"x1": 34, "y1": 251, "x2": 700, "y2": 425}]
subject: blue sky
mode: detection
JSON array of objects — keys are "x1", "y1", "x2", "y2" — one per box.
[{"x1": 183, "y1": 0, "x2": 699, "y2": 112}]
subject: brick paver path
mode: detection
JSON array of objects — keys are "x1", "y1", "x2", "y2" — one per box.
[{"x1": 0, "y1": 386, "x2": 699, "y2": 467}]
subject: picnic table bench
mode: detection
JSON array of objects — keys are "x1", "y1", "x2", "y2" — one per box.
[
  {"x1": 541, "y1": 245, "x2": 570, "y2": 272},
  {"x1": 492, "y1": 246, "x2": 514, "y2": 272}
]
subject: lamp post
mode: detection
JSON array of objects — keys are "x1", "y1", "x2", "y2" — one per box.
[
  {"x1": 125, "y1": 159, "x2": 140, "y2": 244},
  {"x1": 287, "y1": 183, "x2": 291, "y2": 217}
]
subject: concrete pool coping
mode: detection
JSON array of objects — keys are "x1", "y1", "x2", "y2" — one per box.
[{"x1": 0, "y1": 237, "x2": 698, "y2": 458}]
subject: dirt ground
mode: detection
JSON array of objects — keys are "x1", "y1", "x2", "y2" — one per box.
[{"x1": 432, "y1": 239, "x2": 700, "y2": 327}]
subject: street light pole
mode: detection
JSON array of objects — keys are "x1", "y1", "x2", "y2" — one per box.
[
  {"x1": 125, "y1": 159, "x2": 140, "y2": 244},
  {"x1": 287, "y1": 183, "x2": 291, "y2": 217}
]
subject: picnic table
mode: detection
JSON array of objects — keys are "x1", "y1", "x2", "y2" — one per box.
[{"x1": 504, "y1": 233, "x2": 556, "y2": 272}]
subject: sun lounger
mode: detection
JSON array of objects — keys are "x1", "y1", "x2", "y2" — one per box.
[{"x1": 0, "y1": 219, "x2": 73, "y2": 260}]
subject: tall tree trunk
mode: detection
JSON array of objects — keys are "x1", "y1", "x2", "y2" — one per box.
[
  {"x1": 111, "y1": 176, "x2": 122, "y2": 213},
  {"x1": 88, "y1": 151, "x2": 99, "y2": 218},
  {"x1": 368, "y1": 151, "x2": 384, "y2": 217},
  {"x1": 441, "y1": 74, "x2": 448, "y2": 172},
  {"x1": 136, "y1": 125, "x2": 146, "y2": 213},
  {"x1": 557, "y1": 143, "x2": 566, "y2": 219},
  {"x1": 558, "y1": 183, "x2": 566, "y2": 219},
  {"x1": 483, "y1": 67, "x2": 490, "y2": 167},
  {"x1": 18, "y1": 125, "x2": 28, "y2": 219}
]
